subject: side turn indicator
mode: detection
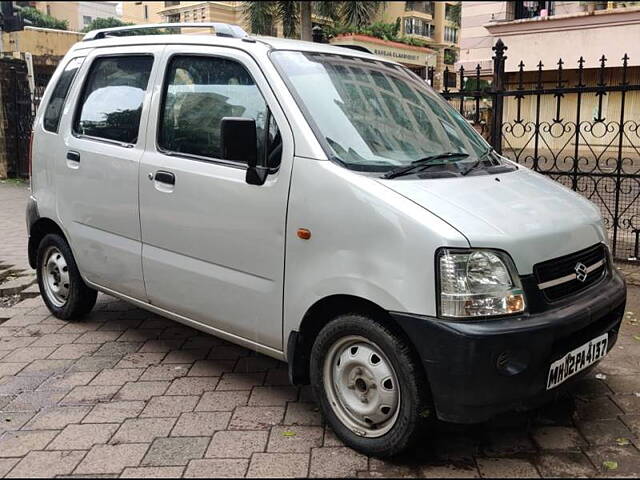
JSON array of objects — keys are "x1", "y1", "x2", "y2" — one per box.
[{"x1": 297, "y1": 228, "x2": 311, "y2": 240}]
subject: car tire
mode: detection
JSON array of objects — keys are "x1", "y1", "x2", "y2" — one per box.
[
  {"x1": 310, "y1": 313, "x2": 431, "y2": 457},
  {"x1": 36, "y1": 233, "x2": 97, "y2": 321}
]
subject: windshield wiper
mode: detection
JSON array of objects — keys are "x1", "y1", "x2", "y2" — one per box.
[
  {"x1": 460, "y1": 147, "x2": 493, "y2": 176},
  {"x1": 382, "y1": 152, "x2": 470, "y2": 179}
]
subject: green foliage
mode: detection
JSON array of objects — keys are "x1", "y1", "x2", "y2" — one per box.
[
  {"x1": 20, "y1": 6, "x2": 68, "y2": 30},
  {"x1": 444, "y1": 48, "x2": 458, "y2": 65},
  {"x1": 81, "y1": 17, "x2": 132, "y2": 33},
  {"x1": 339, "y1": 1, "x2": 384, "y2": 28},
  {"x1": 445, "y1": 2, "x2": 461, "y2": 27},
  {"x1": 242, "y1": 1, "x2": 277, "y2": 36}
]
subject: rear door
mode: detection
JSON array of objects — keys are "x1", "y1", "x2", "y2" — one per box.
[
  {"x1": 138, "y1": 45, "x2": 294, "y2": 350},
  {"x1": 57, "y1": 46, "x2": 163, "y2": 300}
]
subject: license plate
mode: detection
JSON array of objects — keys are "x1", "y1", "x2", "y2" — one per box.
[{"x1": 547, "y1": 333, "x2": 608, "y2": 390}]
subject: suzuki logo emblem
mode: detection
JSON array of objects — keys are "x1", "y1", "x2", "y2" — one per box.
[{"x1": 575, "y1": 262, "x2": 588, "y2": 282}]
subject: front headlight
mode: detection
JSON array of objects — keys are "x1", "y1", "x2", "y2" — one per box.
[{"x1": 438, "y1": 248, "x2": 526, "y2": 319}]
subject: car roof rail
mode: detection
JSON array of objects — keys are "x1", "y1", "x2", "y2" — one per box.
[{"x1": 82, "y1": 22, "x2": 248, "y2": 41}]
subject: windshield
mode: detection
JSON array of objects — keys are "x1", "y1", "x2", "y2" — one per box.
[{"x1": 271, "y1": 50, "x2": 511, "y2": 176}]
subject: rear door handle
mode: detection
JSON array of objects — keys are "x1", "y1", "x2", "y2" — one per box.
[
  {"x1": 154, "y1": 171, "x2": 175, "y2": 185},
  {"x1": 66, "y1": 151, "x2": 80, "y2": 162}
]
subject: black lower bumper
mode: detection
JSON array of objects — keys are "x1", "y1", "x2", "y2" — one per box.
[{"x1": 392, "y1": 269, "x2": 626, "y2": 423}]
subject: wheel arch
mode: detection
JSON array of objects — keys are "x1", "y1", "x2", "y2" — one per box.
[
  {"x1": 286, "y1": 294, "x2": 421, "y2": 385},
  {"x1": 28, "y1": 217, "x2": 67, "y2": 269}
]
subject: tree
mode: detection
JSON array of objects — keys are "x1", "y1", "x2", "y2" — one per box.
[
  {"x1": 20, "y1": 7, "x2": 68, "y2": 30},
  {"x1": 82, "y1": 17, "x2": 132, "y2": 33},
  {"x1": 242, "y1": 1, "x2": 383, "y2": 41}
]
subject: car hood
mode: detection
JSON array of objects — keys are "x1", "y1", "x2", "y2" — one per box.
[{"x1": 377, "y1": 167, "x2": 606, "y2": 274}]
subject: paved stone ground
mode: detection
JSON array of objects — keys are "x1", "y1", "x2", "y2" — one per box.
[{"x1": 1, "y1": 181, "x2": 640, "y2": 478}]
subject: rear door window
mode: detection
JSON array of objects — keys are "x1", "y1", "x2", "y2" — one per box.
[
  {"x1": 74, "y1": 55, "x2": 153, "y2": 145},
  {"x1": 43, "y1": 57, "x2": 85, "y2": 133}
]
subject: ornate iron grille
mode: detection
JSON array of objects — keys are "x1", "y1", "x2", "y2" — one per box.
[{"x1": 431, "y1": 40, "x2": 640, "y2": 263}]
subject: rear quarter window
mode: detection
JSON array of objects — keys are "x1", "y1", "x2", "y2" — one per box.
[
  {"x1": 43, "y1": 57, "x2": 85, "y2": 133},
  {"x1": 73, "y1": 55, "x2": 153, "y2": 145}
]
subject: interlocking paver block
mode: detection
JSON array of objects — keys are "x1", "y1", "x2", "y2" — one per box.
[
  {"x1": 229, "y1": 406, "x2": 285, "y2": 430},
  {"x1": 73, "y1": 330, "x2": 121, "y2": 344},
  {"x1": 111, "y1": 418, "x2": 176, "y2": 444},
  {"x1": 162, "y1": 349, "x2": 209, "y2": 364},
  {"x1": 139, "y1": 364, "x2": 190, "y2": 382},
  {"x1": 47, "y1": 423, "x2": 119, "y2": 450},
  {"x1": 138, "y1": 339, "x2": 184, "y2": 353},
  {"x1": 217, "y1": 372, "x2": 265, "y2": 391},
  {"x1": 0, "y1": 459, "x2": 19, "y2": 477},
  {"x1": 36, "y1": 372, "x2": 96, "y2": 392},
  {"x1": 48, "y1": 343, "x2": 99, "y2": 360},
  {"x1": 188, "y1": 360, "x2": 235, "y2": 377},
  {"x1": 268, "y1": 426, "x2": 324, "y2": 453},
  {"x1": 116, "y1": 352, "x2": 166, "y2": 369},
  {"x1": 309, "y1": 447, "x2": 368, "y2": 478},
  {"x1": 117, "y1": 328, "x2": 163, "y2": 343},
  {"x1": 75, "y1": 443, "x2": 149, "y2": 475},
  {"x1": 141, "y1": 437, "x2": 209, "y2": 466},
  {"x1": 207, "y1": 344, "x2": 249, "y2": 360},
  {"x1": 83, "y1": 400, "x2": 145, "y2": 423},
  {"x1": 284, "y1": 402, "x2": 323, "y2": 426},
  {"x1": 120, "y1": 466, "x2": 185, "y2": 478},
  {"x1": 531, "y1": 426, "x2": 586, "y2": 451},
  {"x1": 4, "y1": 390, "x2": 66, "y2": 411},
  {"x1": 140, "y1": 395, "x2": 199, "y2": 418},
  {"x1": 247, "y1": 453, "x2": 309, "y2": 478},
  {"x1": 166, "y1": 376, "x2": 218, "y2": 396},
  {"x1": 29, "y1": 333, "x2": 80, "y2": 347},
  {"x1": 535, "y1": 452, "x2": 596, "y2": 477},
  {"x1": 23, "y1": 406, "x2": 91, "y2": 430},
  {"x1": 0, "y1": 412, "x2": 36, "y2": 433},
  {"x1": 171, "y1": 412, "x2": 231, "y2": 437},
  {"x1": 0, "y1": 363, "x2": 28, "y2": 378},
  {"x1": 584, "y1": 445, "x2": 640, "y2": 476},
  {"x1": 205, "y1": 430, "x2": 268, "y2": 458},
  {"x1": 115, "y1": 381, "x2": 170, "y2": 401},
  {"x1": 234, "y1": 355, "x2": 280, "y2": 373},
  {"x1": 60, "y1": 385, "x2": 120, "y2": 405},
  {"x1": 5, "y1": 450, "x2": 85, "y2": 478},
  {"x1": 0, "y1": 375, "x2": 46, "y2": 395},
  {"x1": 186, "y1": 458, "x2": 249, "y2": 478},
  {"x1": 19, "y1": 359, "x2": 73, "y2": 376},
  {"x1": 574, "y1": 396, "x2": 624, "y2": 421},
  {"x1": 249, "y1": 386, "x2": 298, "y2": 406},
  {"x1": 90, "y1": 368, "x2": 144, "y2": 386},
  {"x1": 0, "y1": 430, "x2": 58, "y2": 457},
  {"x1": 94, "y1": 341, "x2": 142, "y2": 357},
  {"x1": 68, "y1": 355, "x2": 120, "y2": 372},
  {"x1": 578, "y1": 418, "x2": 637, "y2": 446},
  {"x1": 2, "y1": 346, "x2": 56, "y2": 363},
  {"x1": 419, "y1": 464, "x2": 480, "y2": 478},
  {"x1": 476, "y1": 458, "x2": 539, "y2": 478}
]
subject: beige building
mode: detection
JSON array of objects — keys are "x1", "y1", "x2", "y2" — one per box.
[
  {"x1": 459, "y1": 1, "x2": 640, "y2": 74},
  {"x1": 122, "y1": 1, "x2": 248, "y2": 30},
  {"x1": 34, "y1": 1, "x2": 120, "y2": 32}
]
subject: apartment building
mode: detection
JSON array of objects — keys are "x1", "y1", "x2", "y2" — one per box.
[
  {"x1": 122, "y1": 1, "x2": 247, "y2": 30},
  {"x1": 459, "y1": 1, "x2": 640, "y2": 75},
  {"x1": 34, "y1": 1, "x2": 120, "y2": 31}
]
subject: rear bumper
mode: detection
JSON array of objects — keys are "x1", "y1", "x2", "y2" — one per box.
[{"x1": 392, "y1": 269, "x2": 626, "y2": 423}]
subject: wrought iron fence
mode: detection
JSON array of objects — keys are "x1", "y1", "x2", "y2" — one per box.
[{"x1": 431, "y1": 40, "x2": 640, "y2": 263}]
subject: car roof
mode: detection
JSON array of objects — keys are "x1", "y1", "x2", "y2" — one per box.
[{"x1": 70, "y1": 31, "x2": 399, "y2": 65}]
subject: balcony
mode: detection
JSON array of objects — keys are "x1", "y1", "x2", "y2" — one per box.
[{"x1": 405, "y1": 1, "x2": 433, "y2": 16}]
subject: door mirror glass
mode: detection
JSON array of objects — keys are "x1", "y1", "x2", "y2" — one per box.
[{"x1": 220, "y1": 117, "x2": 265, "y2": 185}]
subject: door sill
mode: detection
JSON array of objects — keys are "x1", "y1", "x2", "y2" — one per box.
[{"x1": 85, "y1": 280, "x2": 285, "y2": 361}]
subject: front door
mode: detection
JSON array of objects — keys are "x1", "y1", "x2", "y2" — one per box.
[
  {"x1": 57, "y1": 46, "x2": 163, "y2": 300},
  {"x1": 139, "y1": 46, "x2": 293, "y2": 350}
]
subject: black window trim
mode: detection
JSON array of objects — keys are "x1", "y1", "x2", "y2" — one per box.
[
  {"x1": 43, "y1": 56, "x2": 86, "y2": 135},
  {"x1": 156, "y1": 51, "x2": 279, "y2": 172},
  {"x1": 71, "y1": 53, "x2": 155, "y2": 149}
]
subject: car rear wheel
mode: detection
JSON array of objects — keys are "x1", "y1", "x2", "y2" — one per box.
[
  {"x1": 310, "y1": 313, "x2": 431, "y2": 457},
  {"x1": 37, "y1": 233, "x2": 97, "y2": 320}
]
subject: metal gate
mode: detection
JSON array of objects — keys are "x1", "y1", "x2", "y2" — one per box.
[
  {"x1": 433, "y1": 40, "x2": 640, "y2": 263},
  {"x1": 0, "y1": 58, "x2": 35, "y2": 178}
]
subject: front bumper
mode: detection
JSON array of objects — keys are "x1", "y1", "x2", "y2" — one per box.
[{"x1": 392, "y1": 269, "x2": 626, "y2": 423}]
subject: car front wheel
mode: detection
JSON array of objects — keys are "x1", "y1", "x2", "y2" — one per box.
[{"x1": 310, "y1": 313, "x2": 431, "y2": 457}]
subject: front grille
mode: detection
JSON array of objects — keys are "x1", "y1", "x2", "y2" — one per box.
[{"x1": 534, "y1": 244, "x2": 608, "y2": 302}]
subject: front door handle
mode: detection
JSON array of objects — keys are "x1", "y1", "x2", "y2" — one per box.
[
  {"x1": 154, "y1": 171, "x2": 175, "y2": 185},
  {"x1": 66, "y1": 151, "x2": 80, "y2": 169}
]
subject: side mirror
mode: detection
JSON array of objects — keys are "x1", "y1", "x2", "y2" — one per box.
[{"x1": 220, "y1": 117, "x2": 266, "y2": 186}]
